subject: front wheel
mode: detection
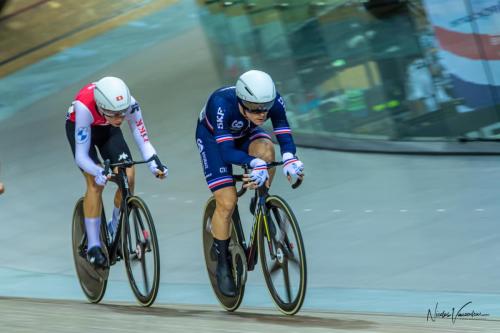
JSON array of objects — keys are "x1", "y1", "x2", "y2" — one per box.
[
  {"x1": 122, "y1": 196, "x2": 160, "y2": 307},
  {"x1": 258, "y1": 195, "x2": 307, "y2": 315},
  {"x1": 71, "y1": 197, "x2": 109, "y2": 303}
]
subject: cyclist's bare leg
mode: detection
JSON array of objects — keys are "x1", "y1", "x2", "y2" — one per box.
[
  {"x1": 212, "y1": 185, "x2": 238, "y2": 295},
  {"x1": 212, "y1": 186, "x2": 237, "y2": 240},
  {"x1": 83, "y1": 172, "x2": 104, "y2": 249},
  {"x1": 249, "y1": 138, "x2": 276, "y2": 185},
  {"x1": 83, "y1": 172, "x2": 104, "y2": 218}
]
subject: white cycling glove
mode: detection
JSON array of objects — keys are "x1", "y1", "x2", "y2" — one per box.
[
  {"x1": 249, "y1": 158, "x2": 269, "y2": 187},
  {"x1": 94, "y1": 168, "x2": 109, "y2": 186},
  {"x1": 148, "y1": 159, "x2": 168, "y2": 178},
  {"x1": 282, "y1": 153, "x2": 304, "y2": 179}
]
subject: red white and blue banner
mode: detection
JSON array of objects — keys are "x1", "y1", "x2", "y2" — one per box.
[{"x1": 424, "y1": 0, "x2": 500, "y2": 108}]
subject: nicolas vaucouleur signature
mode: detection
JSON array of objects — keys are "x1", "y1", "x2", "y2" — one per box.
[{"x1": 427, "y1": 301, "x2": 489, "y2": 323}]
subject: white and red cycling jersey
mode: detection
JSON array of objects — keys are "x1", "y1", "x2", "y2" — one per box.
[
  {"x1": 66, "y1": 83, "x2": 157, "y2": 177},
  {"x1": 67, "y1": 83, "x2": 108, "y2": 126}
]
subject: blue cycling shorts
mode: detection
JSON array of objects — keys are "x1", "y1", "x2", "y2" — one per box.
[{"x1": 195, "y1": 122, "x2": 271, "y2": 192}]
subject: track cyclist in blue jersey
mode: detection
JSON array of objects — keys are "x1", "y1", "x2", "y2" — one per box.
[{"x1": 195, "y1": 70, "x2": 305, "y2": 297}]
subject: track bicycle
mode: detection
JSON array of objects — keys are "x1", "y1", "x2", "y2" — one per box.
[
  {"x1": 202, "y1": 161, "x2": 307, "y2": 315},
  {"x1": 72, "y1": 155, "x2": 162, "y2": 306}
]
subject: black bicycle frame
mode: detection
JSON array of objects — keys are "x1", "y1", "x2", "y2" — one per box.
[
  {"x1": 101, "y1": 155, "x2": 162, "y2": 265},
  {"x1": 231, "y1": 169, "x2": 285, "y2": 271},
  {"x1": 104, "y1": 166, "x2": 131, "y2": 265}
]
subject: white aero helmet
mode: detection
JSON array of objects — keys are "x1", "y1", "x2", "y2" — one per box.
[
  {"x1": 94, "y1": 76, "x2": 131, "y2": 114},
  {"x1": 236, "y1": 70, "x2": 276, "y2": 112}
]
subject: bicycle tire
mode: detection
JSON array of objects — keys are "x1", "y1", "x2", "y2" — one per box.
[
  {"x1": 258, "y1": 195, "x2": 307, "y2": 315},
  {"x1": 202, "y1": 196, "x2": 246, "y2": 311},
  {"x1": 122, "y1": 196, "x2": 160, "y2": 307},
  {"x1": 71, "y1": 197, "x2": 109, "y2": 303}
]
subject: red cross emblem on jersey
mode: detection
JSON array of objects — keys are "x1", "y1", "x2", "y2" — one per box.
[{"x1": 116, "y1": 95, "x2": 124, "y2": 101}]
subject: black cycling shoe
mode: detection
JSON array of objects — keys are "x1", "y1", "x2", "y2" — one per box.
[
  {"x1": 216, "y1": 260, "x2": 236, "y2": 297},
  {"x1": 87, "y1": 246, "x2": 108, "y2": 269}
]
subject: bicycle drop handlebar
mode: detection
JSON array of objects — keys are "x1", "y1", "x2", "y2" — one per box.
[
  {"x1": 102, "y1": 154, "x2": 163, "y2": 176},
  {"x1": 234, "y1": 161, "x2": 302, "y2": 189}
]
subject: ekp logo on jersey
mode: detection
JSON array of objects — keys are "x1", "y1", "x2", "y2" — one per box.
[{"x1": 216, "y1": 107, "x2": 224, "y2": 129}]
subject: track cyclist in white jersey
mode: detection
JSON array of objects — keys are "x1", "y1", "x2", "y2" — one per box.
[{"x1": 65, "y1": 76, "x2": 168, "y2": 268}]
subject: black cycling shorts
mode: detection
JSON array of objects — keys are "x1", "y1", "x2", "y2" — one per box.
[{"x1": 65, "y1": 120, "x2": 133, "y2": 168}]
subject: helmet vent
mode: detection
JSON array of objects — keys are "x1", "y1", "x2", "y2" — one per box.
[
  {"x1": 95, "y1": 86, "x2": 113, "y2": 106},
  {"x1": 244, "y1": 86, "x2": 255, "y2": 97}
]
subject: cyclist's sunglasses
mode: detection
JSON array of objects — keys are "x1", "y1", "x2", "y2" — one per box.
[
  {"x1": 100, "y1": 107, "x2": 127, "y2": 118},
  {"x1": 240, "y1": 99, "x2": 274, "y2": 114}
]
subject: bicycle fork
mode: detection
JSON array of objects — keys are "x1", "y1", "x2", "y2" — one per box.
[
  {"x1": 258, "y1": 202, "x2": 279, "y2": 261},
  {"x1": 246, "y1": 195, "x2": 278, "y2": 269}
]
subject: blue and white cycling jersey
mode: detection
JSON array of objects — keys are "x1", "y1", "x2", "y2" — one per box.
[{"x1": 198, "y1": 86, "x2": 296, "y2": 166}]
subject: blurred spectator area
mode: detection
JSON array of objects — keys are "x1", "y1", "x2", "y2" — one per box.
[
  {"x1": 0, "y1": 0, "x2": 175, "y2": 77},
  {"x1": 0, "y1": 0, "x2": 8, "y2": 15}
]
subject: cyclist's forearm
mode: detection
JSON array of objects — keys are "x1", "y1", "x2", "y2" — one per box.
[
  {"x1": 275, "y1": 133, "x2": 296, "y2": 156},
  {"x1": 75, "y1": 147, "x2": 102, "y2": 176},
  {"x1": 127, "y1": 103, "x2": 157, "y2": 160},
  {"x1": 135, "y1": 139, "x2": 157, "y2": 161},
  {"x1": 219, "y1": 143, "x2": 254, "y2": 166}
]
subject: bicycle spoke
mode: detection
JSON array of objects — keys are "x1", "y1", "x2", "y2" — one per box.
[
  {"x1": 271, "y1": 208, "x2": 282, "y2": 238},
  {"x1": 126, "y1": 216, "x2": 134, "y2": 254},
  {"x1": 140, "y1": 244, "x2": 150, "y2": 292},
  {"x1": 132, "y1": 211, "x2": 150, "y2": 294},
  {"x1": 133, "y1": 209, "x2": 142, "y2": 244},
  {"x1": 272, "y1": 207, "x2": 291, "y2": 244},
  {"x1": 270, "y1": 261, "x2": 281, "y2": 276},
  {"x1": 282, "y1": 259, "x2": 292, "y2": 303},
  {"x1": 288, "y1": 255, "x2": 300, "y2": 266},
  {"x1": 134, "y1": 207, "x2": 147, "y2": 233},
  {"x1": 279, "y1": 217, "x2": 290, "y2": 242}
]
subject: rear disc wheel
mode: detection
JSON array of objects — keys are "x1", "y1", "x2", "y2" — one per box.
[
  {"x1": 202, "y1": 197, "x2": 245, "y2": 311},
  {"x1": 71, "y1": 197, "x2": 109, "y2": 303}
]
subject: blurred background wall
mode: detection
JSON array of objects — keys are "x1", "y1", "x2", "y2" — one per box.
[{"x1": 196, "y1": 0, "x2": 500, "y2": 152}]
